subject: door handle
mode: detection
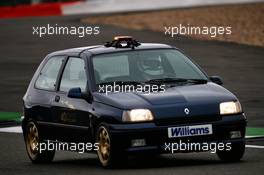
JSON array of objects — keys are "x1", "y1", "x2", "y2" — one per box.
[{"x1": 54, "y1": 95, "x2": 60, "y2": 102}]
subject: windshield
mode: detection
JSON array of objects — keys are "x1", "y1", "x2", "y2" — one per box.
[{"x1": 92, "y1": 49, "x2": 207, "y2": 85}]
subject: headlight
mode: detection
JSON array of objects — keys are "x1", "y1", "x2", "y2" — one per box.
[
  {"x1": 220, "y1": 101, "x2": 242, "y2": 115},
  {"x1": 122, "y1": 109, "x2": 154, "y2": 122}
]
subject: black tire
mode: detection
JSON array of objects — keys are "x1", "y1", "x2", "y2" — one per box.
[
  {"x1": 96, "y1": 124, "x2": 126, "y2": 168},
  {"x1": 24, "y1": 120, "x2": 55, "y2": 163},
  {"x1": 217, "y1": 142, "x2": 245, "y2": 162}
]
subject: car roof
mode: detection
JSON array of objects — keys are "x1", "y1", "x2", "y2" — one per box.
[{"x1": 47, "y1": 43, "x2": 174, "y2": 58}]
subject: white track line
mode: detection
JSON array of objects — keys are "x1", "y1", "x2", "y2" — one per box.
[
  {"x1": 0, "y1": 126, "x2": 22, "y2": 133},
  {"x1": 246, "y1": 135, "x2": 264, "y2": 138},
  {"x1": 246, "y1": 145, "x2": 264, "y2": 149}
]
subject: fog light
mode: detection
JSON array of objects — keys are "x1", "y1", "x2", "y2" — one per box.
[
  {"x1": 131, "y1": 139, "x2": 146, "y2": 147},
  {"x1": 230, "y1": 131, "x2": 242, "y2": 138}
]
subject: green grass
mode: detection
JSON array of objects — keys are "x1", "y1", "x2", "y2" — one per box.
[
  {"x1": 246, "y1": 127, "x2": 264, "y2": 136},
  {"x1": 0, "y1": 112, "x2": 21, "y2": 122}
]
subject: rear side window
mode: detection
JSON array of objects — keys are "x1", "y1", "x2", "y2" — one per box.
[{"x1": 35, "y1": 56, "x2": 64, "y2": 91}]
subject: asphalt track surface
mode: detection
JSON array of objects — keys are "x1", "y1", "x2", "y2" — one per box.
[
  {"x1": 0, "y1": 15, "x2": 264, "y2": 174},
  {"x1": 0, "y1": 132, "x2": 263, "y2": 175}
]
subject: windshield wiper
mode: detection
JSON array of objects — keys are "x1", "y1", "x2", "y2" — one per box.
[
  {"x1": 97, "y1": 81, "x2": 144, "y2": 86},
  {"x1": 145, "y1": 78, "x2": 207, "y2": 84}
]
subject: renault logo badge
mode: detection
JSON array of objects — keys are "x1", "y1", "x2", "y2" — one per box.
[{"x1": 184, "y1": 108, "x2": 190, "y2": 115}]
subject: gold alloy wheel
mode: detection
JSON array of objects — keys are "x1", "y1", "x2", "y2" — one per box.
[
  {"x1": 26, "y1": 122, "x2": 39, "y2": 159},
  {"x1": 97, "y1": 126, "x2": 111, "y2": 165}
]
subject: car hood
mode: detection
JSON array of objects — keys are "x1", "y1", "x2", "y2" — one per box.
[
  {"x1": 93, "y1": 82, "x2": 238, "y2": 120},
  {"x1": 94, "y1": 82, "x2": 237, "y2": 108}
]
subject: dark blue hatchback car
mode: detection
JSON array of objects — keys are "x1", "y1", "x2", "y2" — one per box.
[{"x1": 22, "y1": 36, "x2": 247, "y2": 167}]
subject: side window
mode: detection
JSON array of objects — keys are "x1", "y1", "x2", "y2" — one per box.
[
  {"x1": 35, "y1": 56, "x2": 64, "y2": 91},
  {"x1": 60, "y1": 57, "x2": 87, "y2": 92}
]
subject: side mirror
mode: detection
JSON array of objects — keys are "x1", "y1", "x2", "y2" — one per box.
[
  {"x1": 210, "y1": 76, "x2": 223, "y2": 85},
  {"x1": 67, "y1": 87, "x2": 93, "y2": 103},
  {"x1": 67, "y1": 87, "x2": 82, "y2": 98}
]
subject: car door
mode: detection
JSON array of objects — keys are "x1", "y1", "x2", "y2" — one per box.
[
  {"x1": 33, "y1": 55, "x2": 66, "y2": 140},
  {"x1": 51, "y1": 56, "x2": 92, "y2": 143}
]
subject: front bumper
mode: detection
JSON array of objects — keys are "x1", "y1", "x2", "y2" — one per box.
[{"x1": 108, "y1": 113, "x2": 247, "y2": 153}]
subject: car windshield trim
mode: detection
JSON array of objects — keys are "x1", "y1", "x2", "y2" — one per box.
[
  {"x1": 144, "y1": 77, "x2": 208, "y2": 84},
  {"x1": 97, "y1": 81, "x2": 145, "y2": 86}
]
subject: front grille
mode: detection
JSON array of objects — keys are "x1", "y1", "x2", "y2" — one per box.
[{"x1": 155, "y1": 115, "x2": 221, "y2": 126}]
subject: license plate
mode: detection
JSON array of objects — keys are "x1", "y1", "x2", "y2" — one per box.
[{"x1": 168, "y1": 124, "x2": 213, "y2": 138}]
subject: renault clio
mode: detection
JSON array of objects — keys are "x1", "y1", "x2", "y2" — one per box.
[{"x1": 22, "y1": 36, "x2": 247, "y2": 167}]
